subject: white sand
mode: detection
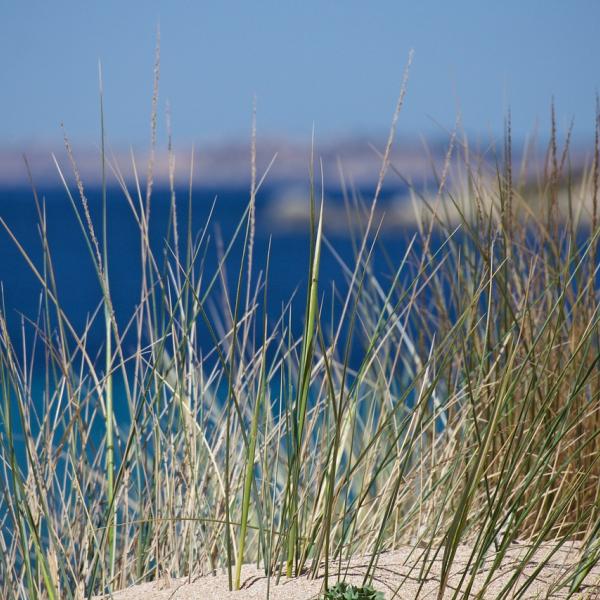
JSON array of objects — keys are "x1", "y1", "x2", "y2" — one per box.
[{"x1": 95, "y1": 542, "x2": 600, "y2": 599}]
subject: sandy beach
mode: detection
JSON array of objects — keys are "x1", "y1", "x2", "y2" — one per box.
[{"x1": 95, "y1": 543, "x2": 600, "y2": 600}]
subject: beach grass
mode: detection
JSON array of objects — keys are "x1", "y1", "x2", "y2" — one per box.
[{"x1": 0, "y1": 61, "x2": 600, "y2": 600}]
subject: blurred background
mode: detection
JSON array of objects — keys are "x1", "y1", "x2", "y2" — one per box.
[
  {"x1": 0, "y1": 1, "x2": 599, "y2": 346},
  {"x1": 1, "y1": 1, "x2": 599, "y2": 147}
]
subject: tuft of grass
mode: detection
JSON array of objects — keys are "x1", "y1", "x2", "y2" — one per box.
[
  {"x1": 321, "y1": 582, "x2": 385, "y2": 600},
  {"x1": 0, "y1": 54, "x2": 600, "y2": 599}
]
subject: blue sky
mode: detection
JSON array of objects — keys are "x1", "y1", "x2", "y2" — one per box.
[{"x1": 1, "y1": 1, "x2": 599, "y2": 146}]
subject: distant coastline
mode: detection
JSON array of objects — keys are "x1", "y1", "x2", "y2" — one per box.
[{"x1": 1, "y1": 135, "x2": 588, "y2": 190}]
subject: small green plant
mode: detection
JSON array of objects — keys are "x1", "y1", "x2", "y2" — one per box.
[{"x1": 321, "y1": 582, "x2": 385, "y2": 600}]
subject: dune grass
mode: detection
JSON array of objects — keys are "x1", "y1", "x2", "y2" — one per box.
[{"x1": 0, "y1": 63, "x2": 600, "y2": 600}]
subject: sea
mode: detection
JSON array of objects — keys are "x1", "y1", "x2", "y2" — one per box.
[{"x1": 0, "y1": 183, "x2": 429, "y2": 363}]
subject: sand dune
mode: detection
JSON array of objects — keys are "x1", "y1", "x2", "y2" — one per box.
[{"x1": 95, "y1": 542, "x2": 600, "y2": 600}]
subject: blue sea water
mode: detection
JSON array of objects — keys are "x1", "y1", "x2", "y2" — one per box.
[{"x1": 0, "y1": 184, "x2": 424, "y2": 360}]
